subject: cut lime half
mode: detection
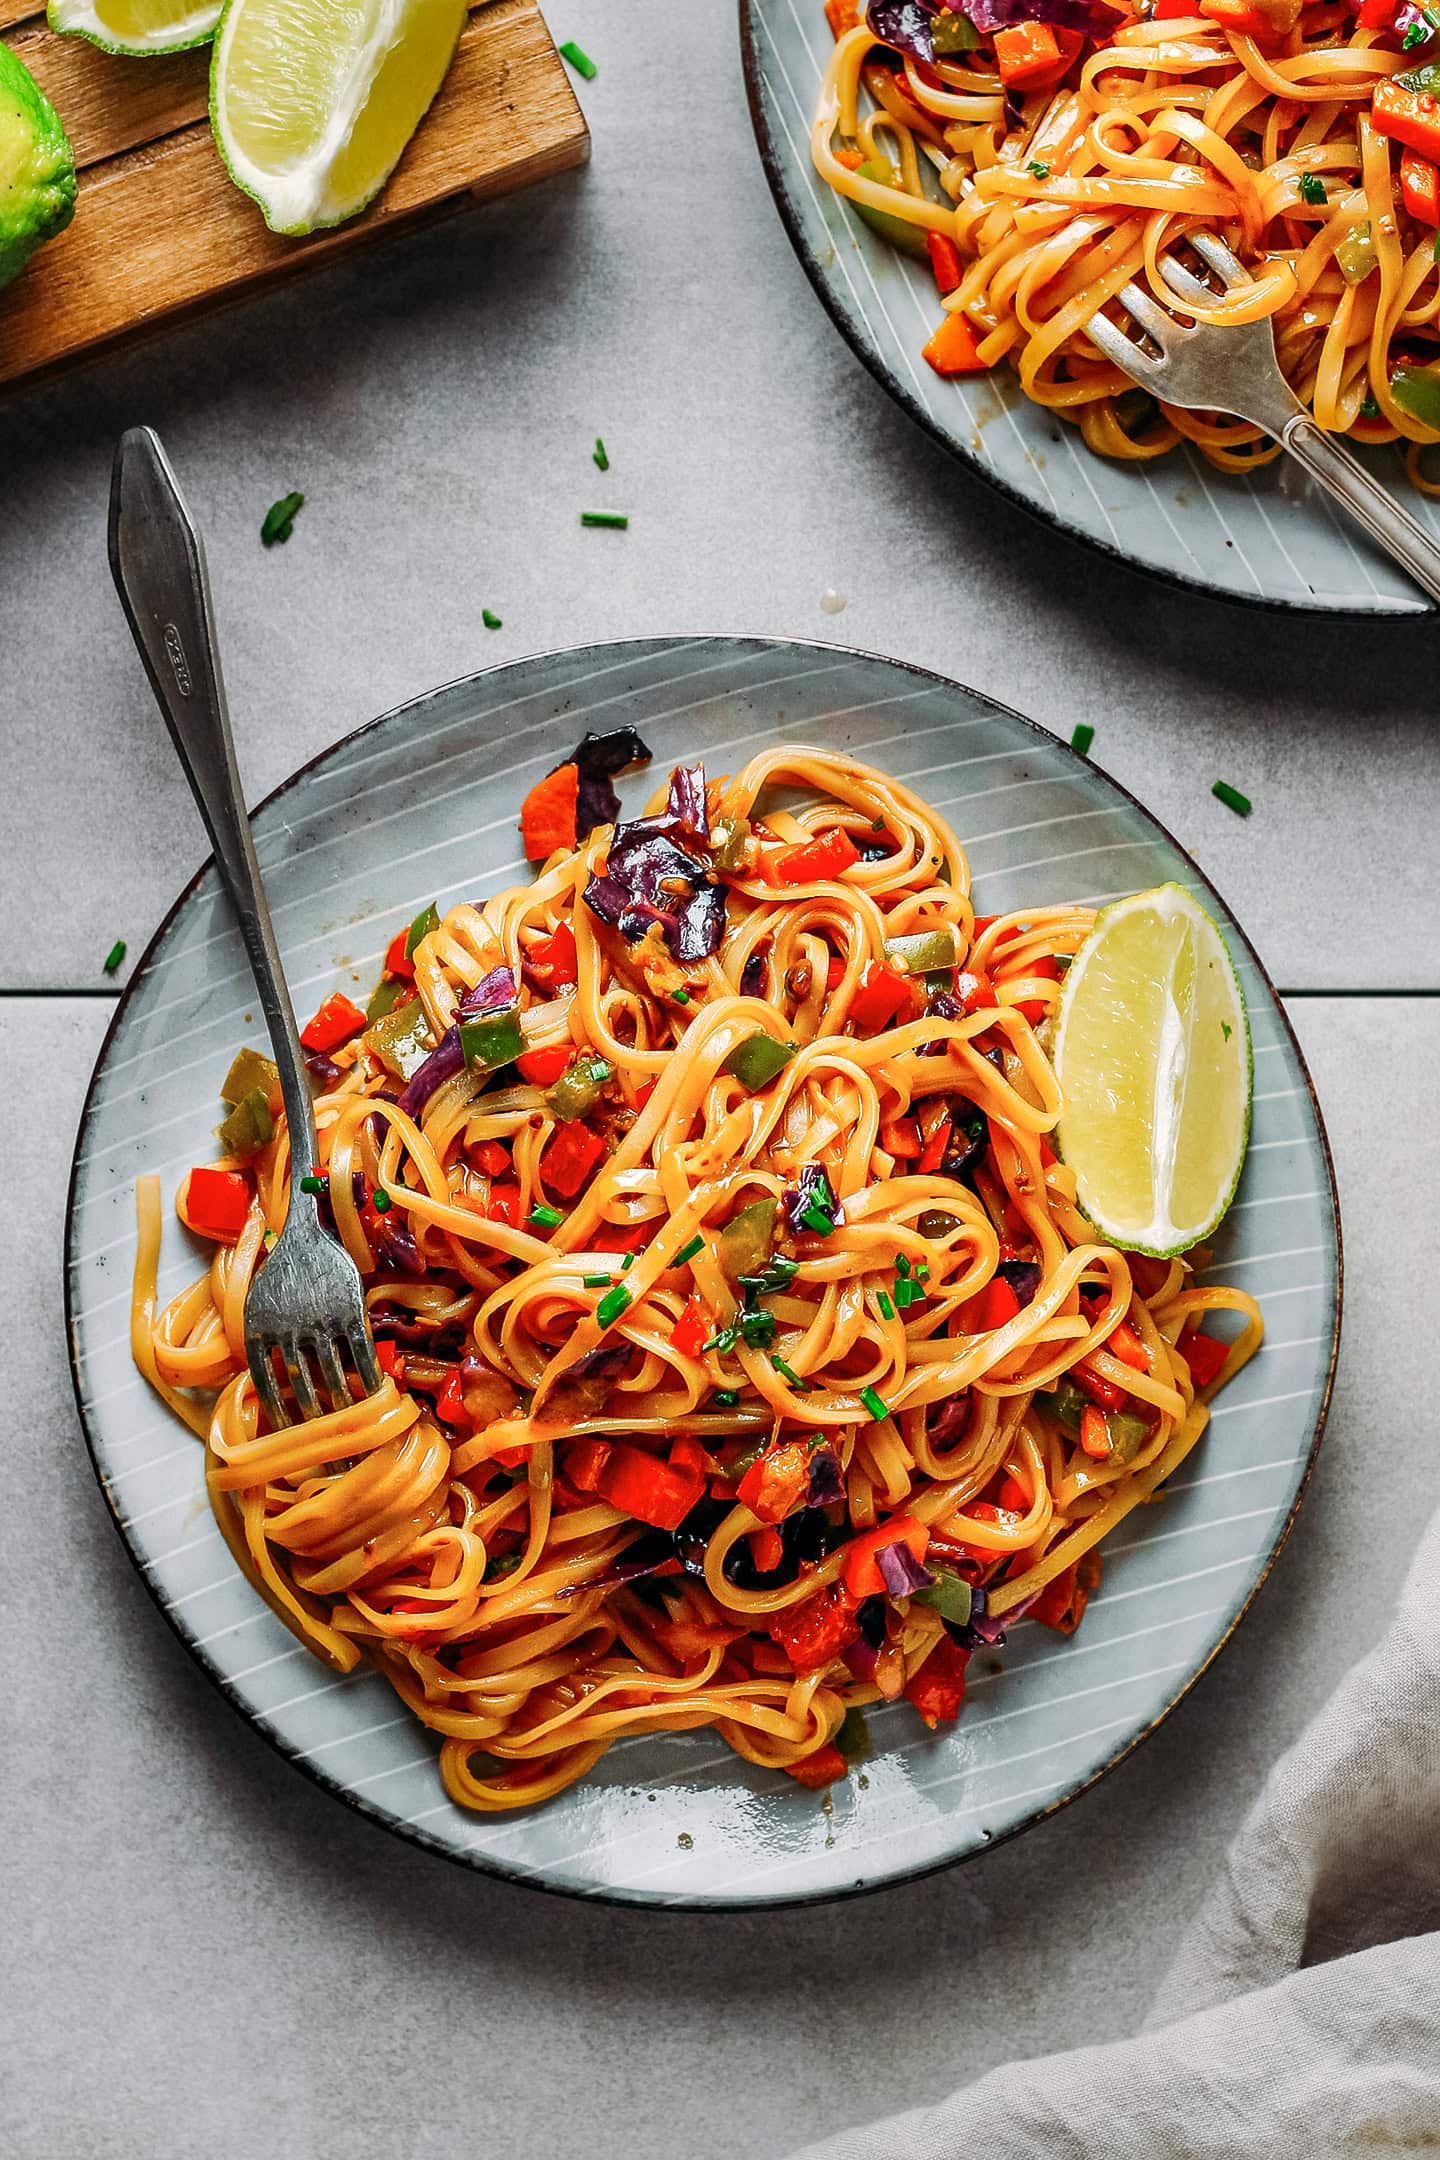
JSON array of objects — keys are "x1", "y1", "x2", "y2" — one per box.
[
  {"x1": 0, "y1": 43, "x2": 76, "y2": 287},
  {"x1": 48, "y1": 0, "x2": 219, "y2": 58},
  {"x1": 210, "y1": 0, "x2": 466, "y2": 237},
  {"x1": 1051, "y1": 884, "x2": 1252, "y2": 1258}
]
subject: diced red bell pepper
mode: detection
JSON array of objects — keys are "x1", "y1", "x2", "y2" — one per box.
[
  {"x1": 1199, "y1": 0, "x2": 1269, "y2": 28},
  {"x1": 1071, "y1": 1359, "x2": 1126, "y2": 1411},
  {"x1": 824, "y1": 0, "x2": 862, "y2": 32},
  {"x1": 1372, "y1": 78, "x2": 1440, "y2": 162},
  {"x1": 849, "y1": 961, "x2": 912, "y2": 1033},
  {"x1": 996, "y1": 1473, "x2": 1030, "y2": 1513},
  {"x1": 1080, "y1": 1404, "x2": 1112, "y2": 1459},
  {"x1": 880, "y1": 1116, "x2": 924, "y2": 1160},
  {"x1": 964, "y1": 1275, "x2": 1021, "y2": 1333},
  {"x1": 669, "y1": 1296, "x2": 712, "y2": 1359},
  {"x1": 1357, "y1": 0, "x2": 1393, "y2": 20},
  {"x1": 918, "y1": 1115, "x2": 952, "y2": 1175},
  {"x1": 749, "y1": 1525, "x2": 786, "y2": 1572},
  {"x1": 375, "y1": 1337, "x2": 407, "y2": 1384},
  {"x1": 472, "y1": 1139, "x2": 510, "y2": 1177},
  {"x1": 765, "y1": 1584, "x2": 861, "y2": 1672},
  {"x1": 1108, "y1": 1318, "x2": 1150, "y2": 1371},
  {"x1": 564, "y1": 1438, "x2": 613, "y2": 1494},
  {"x1": 1182, "y1": 1328, "x2": 1230, "y2": 1387},
  {"x1": 926, "y1": 228, "x2": 964, "y2": 296},
  {"x1": 762, "y1": 827, "x2": 861, "y2": 887},
  {"x1": 597, "y1": 1444, "x2": 706, "y2": 1533},
  {"x1": 526, "y1": 921, "x2": 578, "y2": 988},
  {"x1": 785, "y1": 1743, "x2": 848, "y2": 1789},
  {"x1": 1402, "y1": 148, "x2": 1440, "y2": 224},
  {"x1": 922, "y1": 312, "x2": 988, "y2": 376},
  {"x1": 517, "y1": 1045, "x2": 573, "y2": 1086},
  {"x1": 993, "y1": 20, "x2": 1083, "y2": 88},
  {"x1": 384, "y1": 929, "x2": 416, "y2": 981},
  {"x1": 1011, "y1": 954, "x2": 1060, "y2": 1025},
  {"x1": 1031, "y1": 1561, "x2": 1089, "y2": 1633},
  {"x1": 844, "y1": 1513, "x2": 931, "y2": 1598},
  {"x1": 435, "y1": 1368, "x2": 472, "y2": 1429},
  {"x1": 739, "y1": 1439, "x2": 812, "y2": 1526},
  {"x1": 826, "y1": 955, "x2": 846, "y2": 990},
  {"x1": 593, "y1": 1215, "x2": 651, "y2": 1253},
  {"x1": 185, "y1": 1165, "x2": 252, "y2": 1242},
  {"x1": 670, "y1": 1434, "x2": 710, "y2": 1476},
  {"x1": 485, "y1": 1182, "x2": 524, "y2": 1228},
  {"x1": 519, "y1": 763, "x2": 580, "y2": 861},
  {"x1": 955, "y1": 967, "x2": 999, "y2": 1012},
  {"x1": 904, "y1": 1634, "x2": 970, "y2": 1728},
  {"x1": 542, "y1": 1121, "x2": 607, "y2": 1198},
  {"x1": 1152, "y1": 0, "x2": 1200, "y2": 14},
  {"x1": 300, "y1": 992, "x2": 367, "y2": 1054},
  {"x1": 950, "y1": 1499, "x2": 1020, "y2": 1563},
  {"x1": 656, "y1": 1609, "x2": 745, "y2": 1659}
]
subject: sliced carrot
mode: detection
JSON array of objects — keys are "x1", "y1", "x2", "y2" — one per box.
[
  {"x1": 922, "y1": 311, "x2": 988, "y2": 376},
  {"x1": 520, "y1": 763, "x2": 580, "y2": 861}
]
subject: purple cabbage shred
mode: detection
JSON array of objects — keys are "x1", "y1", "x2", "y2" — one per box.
[
  {"x1": 571, "y1": 727, "x2": 654, "y2": 839},
  {"x1": 877, "y1": 1539, "x2": 938, "y2": 1598},
  {"x1": 997, "y1": 1258, "x2": 1042, "y2": 1306},
  {"x1": 806, "y1": 1449, "x2": 845, "y2": 1508},
  {"x1": 305, "y1": 1052, "x2": 342, "y2": 1089},
  {"x1": 783, "y1": 1163, "x2": 842, "y2": 1233},
  {"x1": 397, "y1": 1024, "x2": 467, "y2": 1119},
  {"x1": 456, "y1": 964, "x2": 517, "y2": 1018}
]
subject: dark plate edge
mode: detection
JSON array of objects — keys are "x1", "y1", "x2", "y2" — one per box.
[
  {"x1": 735, "y1": 0, "x2": 1433, "y2": 624},
  {"x1": 62, "y1": 630, "x2": 1343, "y2": 1914}
]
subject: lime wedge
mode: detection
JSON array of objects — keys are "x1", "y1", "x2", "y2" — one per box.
[
  {"x1": 210, "y1": 0, "x2": 466, "y2": 237},
  {"x1": 49, "y1": 0, "x2": 219, "y2": 58},
  {"x1": 1051, "y1": 884, "x2": 1251, "y2": 1258},
  {"x1": 0, "y1": 45, "x2": 75, "y2": 288}
]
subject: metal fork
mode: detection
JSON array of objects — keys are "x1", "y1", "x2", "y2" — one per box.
[
  {"x1": 108, "y1": 426, "x2": 382, "y2": 1427},
  {"x1": 1085, "y1": 230, "x2": 1440, "y2": 605}
]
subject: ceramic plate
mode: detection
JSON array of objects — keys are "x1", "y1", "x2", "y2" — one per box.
[
  {"x1": 740, "y1": 0, "x2": 1439, "y2": 616},
  {"x1": 66, "y1": 636, "x2": 1340, "y2": 1908}
]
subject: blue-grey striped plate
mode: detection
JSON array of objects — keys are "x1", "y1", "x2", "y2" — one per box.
[
  {"x1": 740, "y1": 0, "x2": 1439, "y2": 615},
  {"x1": 66, "y1": 637, "x2": 1340, "y2": 1907}
]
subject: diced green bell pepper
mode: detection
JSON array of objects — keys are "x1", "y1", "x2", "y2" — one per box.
[
  {"x1": 547, "y1": 1055, "x2": 613, "y2": 1121},
  {"x1": 884, "y1": 927, "x2": 958, "y2": 975},
  {"x1": 363, "y1": 1002, "x2": 436, "y2": 1081},
  {"x1": 220, "y1": 1046, "x2": 279, "y2": 1106},
  {"x1": 851, "y1": 157, "x2": 932, "y2": 260},
  {"x1": 718, "y1": 1197, "x2": 777, "y2": 1281},
  {"x1": 217, "y1": 1085, "x2": 274, "y2": 1158},
  {"x1": 1038, "y1": 1376, "x2": 1088, "y2": 1433},
  {"x1": 723, "y1": 1031, "x2": 797, "y2": 1090},
  {"x1": 1336, "y1": 222, "x2": 1376, "y2": 285},
  {"x1": 1106, "y1": 1410, "x2": 1151, "y2": 1464},
  {"x1": 460, "y1": 1010, "x2": 526, "y2": 1071},
  {"x1": 711, "y1": 814, "x2": 753, "y2": 872},
  {"x1": 911, "y1": 1568, "x2": 974, "y2": 1626},
  {"x1": 405, "y1": 901, "x2": 440, "y2": 958},
  {"x1": 1391, "y1": 365, "x2": 1440, "y2": 430},
  {"x1": 365, "y1": 976, "x2": 410, "y2": 1024},
  {"x1": 932, "y1": 6, "x2": 979, "y2": 49}
]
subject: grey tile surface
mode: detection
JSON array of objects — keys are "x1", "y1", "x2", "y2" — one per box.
[
  {"x1": 3, "y1": 993, "x2": 1432, "y2": 2159},
  {"x1": 1, "y1": 0, "x2": 1437, "y2": 992}
]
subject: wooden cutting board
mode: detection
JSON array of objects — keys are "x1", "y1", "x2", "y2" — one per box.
[{"x1": 0, "y1": 0, "x2": 588, "y2": 393}]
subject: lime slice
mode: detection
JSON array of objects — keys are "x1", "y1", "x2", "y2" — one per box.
[
  {"x1": 1052, "y1": 884, "x2": 1251, "y2": 1258},
  {"x1": 210, "y1": 0, "x2": 467, "y2": 237},
  {"x1": 0, "y1": 44, "x2": 76, "y2": 287},
  {"x1": 48, "y1": 0, "x2": 219, "y2": 58}
]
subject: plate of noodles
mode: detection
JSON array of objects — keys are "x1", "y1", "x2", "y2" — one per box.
[
  {"x1": 67, "y1": 635, "x2": 1339, "y2": 1907},
  {"x1": 741, "y1": 0, "x2": 1440, "y2": 612}
]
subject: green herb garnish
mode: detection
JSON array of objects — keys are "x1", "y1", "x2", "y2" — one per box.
[
  {"x1": 482, "y1": 608, "x2": 502, "y2": 629},
  {"x1": 581, "y1": 511, "x2": 628, "y2": 529},
  {"x1": 674, "y1": 1233, "x2": 705, "y2": 1267},
  {"x1": 1298, "y1": 172, "x2": 1327, "y2": 204},
  {"x1": 593, "y1": 437, "x2": 610, "y2": 470},
  {"x1": 261, "y1": 491, "x2": 304, "y2": 546},
  {"x1": 583, "y1": 1271, "x2": 614, "y2": 1287},
  {"x1": 1071, "y1": 721, "x2": 1095, "y2": 755},
  {"x1": 712, "y1": 1389, "x2": 740, "y2": 1408},
  {"x1": 299, "y1": 1173, "x2": 328, "y2": 1196},
  {"x1": 102, "y1": 938, "x2": 126, "y2": 975},
  {"x1": 529, "y1": 1203, "x2": 564, "y2": 1227},
  {"x1": 1212, "y1": 780, "x2": 1252, "y2": 817},
  {"x1": 1027, "y1": 159, "x2": 1050, "y2": 178},
  {"x1": 596, "y1": 1284, "x2": 632, "y2": 1329},
  {"x1": 371, "y1": 1188, "x2": 392, "y2": 1212},
  {"x1": 770, "y1": 1353, "x2": 808, "y2": 1388},
  {"x1": 859, "y1": 1385, "x2": 891, "y2": 1422},
  {"x1": 876, "y1": 1289, "x2": 895, "y2": 1320},
  {"x1": 559, "y1": 37, "x2": 597, "y2": 77}
]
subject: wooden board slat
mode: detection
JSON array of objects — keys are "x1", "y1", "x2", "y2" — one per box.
[{"x1": 0, "y1": 0, "x2": 587, "y2": 392}]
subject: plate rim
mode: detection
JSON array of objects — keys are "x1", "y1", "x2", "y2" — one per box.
[
  {"x1": 63, "y1": 630, "x2": 1344, "y2": 1910},
  {"x1": 735, "y1": 0, "x2": 1434, "y2": 622}
]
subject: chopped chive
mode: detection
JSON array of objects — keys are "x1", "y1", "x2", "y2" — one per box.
[
  {"x1": 593, "y1": 437, "x2": 609, "y2": 470},
  {"x1": 371, "y1": 1188, "x2": 392, "y2": 1212},
  {"x1": 712, "y1": 1388, "x2": 740, "y2": 1407},
  {"x1": 621, "y1": 1250, "x2": 636, "y2": 1272},
  {"x1": 1433, "y1": 230, "x2": 1440, "y2": 264},
  {"x1": 673, "y1": 989, "x2": 691, "y2": 1005},
  {"x1": 860, "y1": 1385, "x2": 891, "y2": 1422},
  {"x1": 261, "y1": 491, "x2": 304, "y2": 547},
  {"x1": 876, "y1": 1289, "x2": 895, "y2": 1320},
  {"x1": 895, "y1": 1253, "x2": 912, "y2": 1277},
  {"x1": 596, "y1": 1284, "x2": 632, "y2": 1329},
  {"x1": 102, "y1": 938, "x2": 126, "y2": 975},
  {"x1": 1071, "y1": 722, "x2": 1095, "y2": 756},
  {"x1": 583, "y1": 1271, "x2": 614, "y2": 1287},
  {"x1": 529, "y1": 1203, "x2": 564, "y2": 1227},
  {"x1": 299, "y1": 1173, "x2": 328, "y2": 1196},
  {"x1": 1212, "y1": 780, "x2": 1252, "y2": 817},
  {"x1": 1298, "y1": 173, "x2": 1328, "y2": 205},
  {"x1": 912, "y1": 1261, "x2": 929, "y2": 1281},
  {"x1": 739, "y1": 1308, "x2": 777, "y2": 1348},
  {"x1": 559, "y1": 37, "x2": 597, "y2": 77},
  {"x1": 705, "y1": 1324, "x2": 739, "y2": 1354},
  {"x1": 1027, "y1": 158, "x2": 1050, "y2": 178},
  {"x1": 1403, "y1": 18, "x2": 1426, "y2": 42},
  {"x1": 482, "y1": 608, "x2": 503, "y2": 630},
  {"x1": 798, "y1": 1205, "x2": 835, "y2": 1236},
  {"x1": 674, "y1": 1233, "x2": 705, "y2": 1266},
  {"x1": 581, "y1": 511, "x2": 628, "y2": 529},
  {"x1": 263, "y1": 1228, "x2": 278, "y2": 1251},
  {"x1": 871, "y1": 817, "x2": 885, "y2": 831},
  {"x1": 770, "y1": 1353, "x2": 809, "y2": 1388},
  {"x1": 895, "y1": 1277, "x2": 924, "y2": 1310},
  {"x1": 1359, "y1": 394, "x2": 1381, "y2": 418}
]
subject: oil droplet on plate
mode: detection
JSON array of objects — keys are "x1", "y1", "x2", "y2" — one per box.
[
  {"x1": 677, "y1": 1831, "x2": 693, "y2": 1850},
  {"x1": 819, "y1": 588, "x2": 847, "y2": 615}
]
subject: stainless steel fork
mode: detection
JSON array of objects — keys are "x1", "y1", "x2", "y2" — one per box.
[
  {"x1": 108, "y1": 426, "x2": 382, "y2": 1427},
  {"x1": 1085, "y1": 230, "x2": 1440, "y2": 605}
]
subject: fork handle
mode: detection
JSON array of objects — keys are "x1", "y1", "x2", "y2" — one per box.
[
  {"x1": 108, "y1": 427, "x2": 322, "y2": 1188},
  {"x1": 1280, "y1": 413, "x2": 1440, "y2": 606}
]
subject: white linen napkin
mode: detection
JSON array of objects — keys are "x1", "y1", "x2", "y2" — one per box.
[{"x1": 791, "y1": 1509, "x2": 1440, "y2": 2159}]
